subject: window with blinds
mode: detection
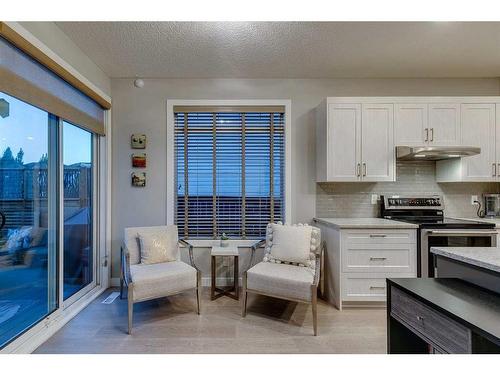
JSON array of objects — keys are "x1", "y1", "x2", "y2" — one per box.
[{"x1": 174, "y1": 107, "x2": 285, "y2": 239}]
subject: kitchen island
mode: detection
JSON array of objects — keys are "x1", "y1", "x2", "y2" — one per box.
[
  {"x1": 387, "y1": 246, "x2": 500, "y2": 354},
  {"x1": 387, "y1": 278, "x2": 500, "y2": 353}
]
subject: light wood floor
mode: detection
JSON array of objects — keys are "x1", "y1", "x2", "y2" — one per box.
[{"x1": 34, "y1": 288, "x2": 387, "y2": 354}]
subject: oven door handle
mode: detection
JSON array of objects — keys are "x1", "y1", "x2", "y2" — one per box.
[{"x1": 425, "y1": 230, "x2": 498, "y2": 235}]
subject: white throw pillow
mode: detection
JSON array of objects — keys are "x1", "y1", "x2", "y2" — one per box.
[
  {"x1": 263, "y1": 222, "x2": 321, "y2": 268},
  {"x1": 268, "y1": 223, "x2": 312, "y2": 264},
  {"x1": 138, "y1": 229, "x2": 178, "y2": 265}
]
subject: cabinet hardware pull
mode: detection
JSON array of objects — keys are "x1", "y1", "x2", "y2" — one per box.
[
  {"x1": 430, "y1": 128, "x2": 434, "y2": 142},
  {"x1": 493, "y1": 163, "x2": 496, "y2": 177},
  {"x1": 370, "y1": 257, "x2": 387, "y2": 261},
  {"x1": 369, "y1": 234, "x2": 387, "y2": 238},
  {"x1": 363, "y1": 163, "x2": 367, "y2": 177},
  {"x1": 425, "y1": 128, "x2": 429, "y2": 142},
  {"x1": 369, "y1": 286, "x2": 385, "y2": 290},
  {"x1": 356, "y1": 163, "x2": 361, "y2": 177},
  {"x1": 498, "y1": 163, "x2": 500, "y2": 177}
]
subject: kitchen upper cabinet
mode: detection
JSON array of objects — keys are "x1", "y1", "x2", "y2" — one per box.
[
  {"x1": 325, "y1": 103, "x2": 361, "y2": 181},
  {"x1": 318, "y1": 97, "x2": 500, "y2": 183},
  {"x1": 394, "y1": 104, "x2": 428, "y2": 146},
  {"x1": 461, "y1": 104, "x2": 496, "y2": 181},
  {"x1": 428, "y1": 103, "x2": 461, "y2": 145},
  {"x1": 361, "y1": 104, "x2": 395, "y2": 181},
  {"x1": 395, "y1": 103, "x2": 460, "y2": 146},
  {"x1": 316, "y1": 99, "x2": 395, "y2": 182},
  {"x1": 436, "y1": 103, "x2": 496, "y2": 182}
]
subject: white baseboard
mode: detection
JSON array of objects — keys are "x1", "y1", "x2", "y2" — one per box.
[
  {"x1": 111, "y1": 276, "x2": 242, "y2": 288},
  {"x1": 1, "y1": 285, "x2": 107, "y2": 354}
]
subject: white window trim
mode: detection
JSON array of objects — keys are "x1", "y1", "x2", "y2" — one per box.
[{"x1": 166, "y1": 99, "x2": 292, "y2": 243}]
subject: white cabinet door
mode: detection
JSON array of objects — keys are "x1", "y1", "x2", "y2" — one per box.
[
  {"x1": 327, "y1": 103, "x2": 361, "y2": 181},
  {"x1": 428, "y1": 103, "x2": 460, "y2": 145},
  {"x1": 461, "y1": 103, "x2": 496, "y2": 181},
  {"x1": 361, "y1": 104, "x2": 395, "y2": 181},
  {"x1": 394, "y1": 104, "x2": 428, "y2": 146}
]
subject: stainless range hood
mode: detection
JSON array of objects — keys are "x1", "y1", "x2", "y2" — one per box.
[{"x1": 396, "y1": 146, "x2": 481, "y2": 161}]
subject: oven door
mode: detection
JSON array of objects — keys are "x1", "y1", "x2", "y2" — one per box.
[{"x1": 420, "y1": 229, "x2": 498, "y2": 277}]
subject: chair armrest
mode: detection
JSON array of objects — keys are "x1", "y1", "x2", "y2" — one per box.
[
  {"x1": 179, "y1": 238, "x2": 200, "y2": 272},
  {"x1": 313, "y1": 254, "x2": 321, "y2": 287},
  {"x1": 121, "y1": 242, "x2": 131, "y2": 286},
  {"x1": 247, "y1": 239, "x2": 266, "y2": 271},
  {"x1": 312, "y1": 241, "x2": 325, "y2": 287}
]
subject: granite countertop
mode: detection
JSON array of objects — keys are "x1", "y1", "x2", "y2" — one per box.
[
  {"x1": 313, "y1": 217, "x2": 419, "y2": 229},
  {"x1": 430, "y1": 246, "x2": 500, "y2": 274}
]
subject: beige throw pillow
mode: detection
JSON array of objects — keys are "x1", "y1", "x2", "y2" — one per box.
[
  {"x1": 269, "y1": 223, "x2": 312, "y2": 265},
  {"x1": 138, "y1": 229, "x2": 177, "y2": 265}
]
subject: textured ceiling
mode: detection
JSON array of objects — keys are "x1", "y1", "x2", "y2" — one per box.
[{"x1": 55, "y1": 22, "x2": 500, "y2": 78}]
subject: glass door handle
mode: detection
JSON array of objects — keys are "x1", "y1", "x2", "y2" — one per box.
[{"x1": 0, "y1": 211, "x2": 5, "y2": 230}]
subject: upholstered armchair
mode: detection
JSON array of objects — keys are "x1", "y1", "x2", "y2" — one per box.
[
  {"x1": 120, "y1": 225, "x2": 201, "y2": 334},
  {"x1": 242, "y1": 223, "x2": 323, "y2": 336}
]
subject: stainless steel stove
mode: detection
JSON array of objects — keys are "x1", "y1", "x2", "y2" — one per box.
[{"x1": 381, "y1": 195, "x2": 497, "y2": 277}]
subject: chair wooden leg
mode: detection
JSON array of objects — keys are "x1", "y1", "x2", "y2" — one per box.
[
  {"x1": 311, "y1": 285, "x2": 318, "y2": 336},
  {"x1": 242, "y1": 272, "x2": 248, "y2": 317},
  {"x1": 127, "y1": 284, "x2": 133, "y2": 335},
  {"x1": 196, "y1": 271, "x2": 201, "y2": 315}
]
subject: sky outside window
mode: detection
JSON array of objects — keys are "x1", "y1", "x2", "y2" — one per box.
[{"x1": 0, "y1": 92, "x2": 91, "y2": 165}]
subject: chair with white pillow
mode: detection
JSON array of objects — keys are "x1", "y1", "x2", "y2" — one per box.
[
  {"x1": 242, "y1": 222, "x2": 323, "y2": 336},
  {"x1": 120, "y1": 225, "x2": 201, "y2": 334}
]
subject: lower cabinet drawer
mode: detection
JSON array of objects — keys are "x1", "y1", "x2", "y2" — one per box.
[
  {"x1": 342, "y1": 244, "x2": 416, "y2": 274},
  {"x1": 342, "y1": 275, "x2": 388, "y2": 301},
  {"x1": 342, "y1": 229, "x2": 416, "y2": 244},
  {"x1": 391, "y1": 287, "x2": 471, "y2": 353}
]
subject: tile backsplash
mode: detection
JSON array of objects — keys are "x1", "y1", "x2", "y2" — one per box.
[{"x1": 316, "y1": 161, "x2": 500, "y2": 219}]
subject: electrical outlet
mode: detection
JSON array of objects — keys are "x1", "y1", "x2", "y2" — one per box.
[
  {"x1": 371, "y1": 194, "x2": 379, "y2": 205},
  {"x1": 471, "y1": 195, "x2": 478, "y2": 205}
]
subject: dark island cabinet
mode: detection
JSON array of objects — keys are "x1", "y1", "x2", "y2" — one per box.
[{"x1": 387, "y1": 278, "x2": 500, "y2": 354}]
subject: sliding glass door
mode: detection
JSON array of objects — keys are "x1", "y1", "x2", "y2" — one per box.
[
  {"x1": 62, "y1": 122, "x2": 94, "y2": 301},
  {"x1": 0, "y1": 93, "x2": 98, "y2": 348},
  {"x1": 0, "y1": 92, "x2": 58, "y2": 348}
]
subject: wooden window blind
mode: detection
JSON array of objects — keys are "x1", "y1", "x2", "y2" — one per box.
[{"x1": 174, "y1": 107, "x2": 285, "y2": 239}]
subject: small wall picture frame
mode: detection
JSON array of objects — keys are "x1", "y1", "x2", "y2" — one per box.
[
  {"x1": 131, "y1": 134, "x2": 146, "y2": 149},
  {"x1": 131, "y1": 172, "x2": 146, "y2": 187},
  {"x1": 132, "y1": 153, "x2": 147, "y2": 168}
]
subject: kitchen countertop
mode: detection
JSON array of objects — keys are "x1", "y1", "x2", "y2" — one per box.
[
  {"x1": 430, "y1": 246, "x2": 500, "y2": 274},
  {"x1": 451, "y1": 217, "x2": 500, "y2": 228},
  {"x1": 313, "y1": 217, "x2": 419, "y2": 229}
]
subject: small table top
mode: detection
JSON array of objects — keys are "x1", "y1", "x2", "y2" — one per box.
[{"x1": 211, "y1": 245, "x2": 239, "y2": 256}]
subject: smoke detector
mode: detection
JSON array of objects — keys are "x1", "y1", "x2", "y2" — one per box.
[{"x1": 134, "y1": 78, "x2": 144, "y2": 88}]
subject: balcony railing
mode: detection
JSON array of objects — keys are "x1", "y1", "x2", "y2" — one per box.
[{"x1": 0, "y1": 166, "x2": 90, "y2": 200}]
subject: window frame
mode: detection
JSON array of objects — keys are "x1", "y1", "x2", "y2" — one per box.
[{"x1": 167, "y1": 100, "x2": 292, "y2": 246}]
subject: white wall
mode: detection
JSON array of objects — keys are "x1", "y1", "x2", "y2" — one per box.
[
  {"x1": 17, "y1": 22, "x2": 111, "y2": 97},
  {"x1": 110, "y1": 77, "x2": 500, "y2": 277}
]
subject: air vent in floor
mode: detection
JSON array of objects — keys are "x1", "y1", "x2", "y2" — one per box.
[{"x1": 102, "y1": 291, "x2": 120, "y2": 304}]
